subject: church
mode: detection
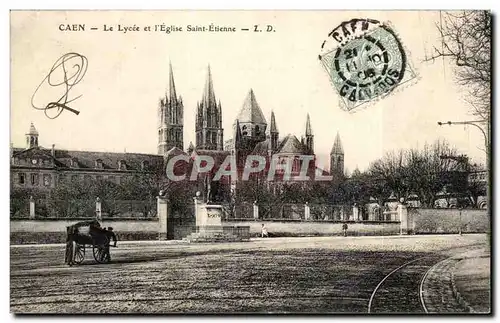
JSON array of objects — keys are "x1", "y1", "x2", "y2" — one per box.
[{"x1": 158, "y1": 63, "x2": 345, "y2": 185}]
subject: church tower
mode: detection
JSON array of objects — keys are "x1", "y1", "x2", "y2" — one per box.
[
  {"x1": 268, "y1": 110, "x2": 279, "y2": 153},
  {"x1": 26, "y1": 122, "x2": 39, "y2": 149},
  {"x1": 330, "y1": 132, "x2": 344, "y2": 176},
  {"x1": 195, "y1": 65, "x2": 224, "y2": 151},
  {"x1": 304, "y1": 113, "x2": 314, "y2": 154},
  {"x1": 158, "y1": 62, "x2": 184, "y2": 155},
  {"x1": 234, "y1": 89, "x2": 267, "y2": 154}
]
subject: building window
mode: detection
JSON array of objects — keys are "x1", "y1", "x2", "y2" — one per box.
[
  {"x1": 30, "y1": 173, "x2": 39, "y2": 186},
  {"x1": 71, "y1": 158, "x2": 79, "y2": 168},
  {"x1": 95, "y1": 159, "x2": 103, "y2": 169},
  {"x1": 141, "y1": 161, "x2": 149, "y2": 171},
  {"x1": 118, "y1": 160, "x2": 127, "y2": 170},
  {"x1": 43, "y1": 174, "x2": 51, "y2": 186},
  {"x1": 18, "y1": 173, "x2": 25, "y2": 185}
]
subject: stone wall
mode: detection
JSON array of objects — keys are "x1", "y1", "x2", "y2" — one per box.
[
  {"x1": 224, "y1": 220, "x2": 401, "y2": 237},
  {"x1": 411, "y1": 208, "x2": 489, "y2": 234},
  {"x1": 10, "y1": 218, "x2": 160, "y2": 244}
]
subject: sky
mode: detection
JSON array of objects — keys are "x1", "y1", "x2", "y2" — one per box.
[{"x1": 10, "y1": 10, "x2": 488, "y2": 172}]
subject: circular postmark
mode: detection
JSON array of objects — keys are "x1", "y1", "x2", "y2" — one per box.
[{"x1": 319, "y1": 19, "x2": 414, "y2": 111}]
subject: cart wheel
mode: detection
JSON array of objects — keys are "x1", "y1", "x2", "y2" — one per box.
[
  {"x1": 93, "y1": 245, "x2": 108, "y2": 263},
  {"x1": 73, "y1": 244, "x2": 85, "y2": 264}
]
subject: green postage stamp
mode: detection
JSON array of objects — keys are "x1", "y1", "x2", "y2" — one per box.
[{"x1": 319, "y1": 19, "x2": 417, "y2": 112}]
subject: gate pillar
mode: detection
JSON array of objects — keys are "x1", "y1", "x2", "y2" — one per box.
[{"x1": 157, "y1": 195, "x2": 169, "y2": 240}]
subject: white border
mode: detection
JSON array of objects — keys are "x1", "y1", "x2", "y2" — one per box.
[{"x1": 3, "y1": 1, "x2": 498, "y2": 323}]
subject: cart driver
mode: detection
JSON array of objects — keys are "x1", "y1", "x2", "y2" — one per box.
[{"x1": 105, "y1": 227, "x2": 117, "y2": 247}]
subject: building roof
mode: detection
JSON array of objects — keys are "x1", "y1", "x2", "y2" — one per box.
[
  {"x1": 252, "y1": 139, "x2": 271, "y2": 155},
  {"x1": 191, "y1": 149, "x2": 231, "y2": 168},
  {"x1": 276, "y1": 134, "x2": 309, "y2": 154},
  {"x1": 236, "y1": 89, "x2": 267, "y2": 125},
  {"x1": 12, "y1": 146, "x2": 163, "y2": 171},
  {"x1": 166, "y1": 147, "x2": 187, "y2": 157}
]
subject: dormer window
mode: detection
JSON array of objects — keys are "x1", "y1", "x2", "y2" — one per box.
[
  {"x1": 118, "y1": 160, "x2": 127, "y2": 170},
  {"x1": 95, "y1": 159, "x2": 103, "y2": 169},
  {"x1": 71, "y1": 157, "x2": 78, "y2": 168},
  {"x1": 141, "y1": 160, "x2": 149, "y2": 171}
]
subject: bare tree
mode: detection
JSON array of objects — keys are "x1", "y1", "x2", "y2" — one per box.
[
  {"x1": 366, "y1": 140, "x2": 464, "y2": 207},
  {"x1": 428, "y1": 10, "x2": 491, "y2": 120}
]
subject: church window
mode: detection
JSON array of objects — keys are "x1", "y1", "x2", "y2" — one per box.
[
  {"x1": 255, "y1": 125, "x2": 260, "y2": 136},
  {"x1": 30, "y1": 173, "x2": 39, "y2": 186},
  {"x1": 18, "y1": 173, "x2": 25, "y2": 185}
]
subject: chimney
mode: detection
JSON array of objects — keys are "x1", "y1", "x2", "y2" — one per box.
[{"x1": 51, "y1": 144, "x2": 55, "y2": 157}]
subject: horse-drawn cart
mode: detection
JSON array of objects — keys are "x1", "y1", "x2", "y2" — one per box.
[{"x1": 65, "y1": 220, "x2": 116, "y2": 265}]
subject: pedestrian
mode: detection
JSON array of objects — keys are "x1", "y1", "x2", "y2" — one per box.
[
  {"x1": 342, "y1": 223, "x2": 348, "y2": 237},
  {"x1": 102, "y1": 227, "x2": 118, "y2": 262},
  {"x1": 261, "y1": 223, "x2": 269, "y2": 238}
]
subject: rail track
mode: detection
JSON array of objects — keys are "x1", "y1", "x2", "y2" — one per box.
[{"x1": 367, "y1": 246, "x2": 480, "y2": 314}]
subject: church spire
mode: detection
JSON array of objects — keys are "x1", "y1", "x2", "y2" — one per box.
[
  {"x1": 169, "y1": 61, "x2": 177, "y2": 104},
  {"x1": 305, "y1": 113, "x2": 312, "y2": 136},
  {"x1": 196, "y1": 65, "x2": 223, "y2": 151},
  {"x1": 269, "y1": 111, "x2": 279, "y2": 152},
  {"x1": 304, "y1": 113, "x2": 314, "y2": 154},
  {"x1": 270, "y1": 110, "x2": 278, "y2": 133},
  {"x1": 203, "y1": 64, "x2": 216, "y2": 108},
  {"x1": 158, "y1": 62, "x2": 184, "y2": 155},
  {"x1": 331, "y1": 132, "x2": 344, "y2": 155},
  {"x1": 234, "y1": 119, "x2": 242, "y2": 148},
  {"x1": 330, "y1": 131, "x2": 344, "y2": 177}
]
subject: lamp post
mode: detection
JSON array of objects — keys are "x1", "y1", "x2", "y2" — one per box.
[
  {"x1": 437, "y1": 120, "x2": 489, "y2": 151},
  {"x1": 437, "y1": 119, "x2": 490, "y2": 209}
]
